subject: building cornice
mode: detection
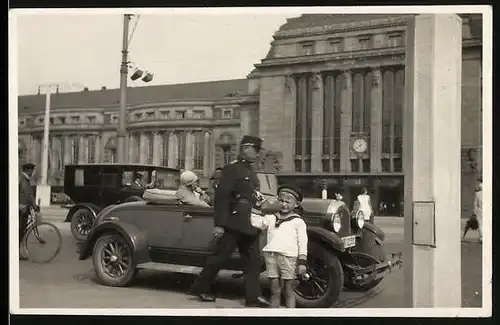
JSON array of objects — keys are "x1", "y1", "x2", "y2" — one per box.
[
  {"x1": 126, "y1": 119, "x2": 241, "y2": 129},
  {"x1": 273, "y1": 16, "x2": 410, "y2": 40}
]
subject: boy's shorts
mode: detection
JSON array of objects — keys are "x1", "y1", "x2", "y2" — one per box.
[{"x1": 263, "y1": 252, "x2": 297, "y2": 280}]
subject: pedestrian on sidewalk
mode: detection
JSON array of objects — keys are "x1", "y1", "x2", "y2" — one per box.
[
  {"x1": 19, "y1": 163, "x2": 39, "y2": 260},
  {"x1": 357, "y1": 187, "x2": 374, "y2": 224}
]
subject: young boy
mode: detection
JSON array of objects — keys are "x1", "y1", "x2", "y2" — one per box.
[{"x1": 250, "y1": 184, "x2": 308, "y2": 308}]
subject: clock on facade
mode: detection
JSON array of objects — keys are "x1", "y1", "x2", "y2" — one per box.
[{"x1": 352, "y1": 138, "x2": 368, "y2": 153}]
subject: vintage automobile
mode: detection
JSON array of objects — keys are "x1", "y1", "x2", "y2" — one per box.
[
  {"x1": 63, "y1": 164, "x2": 181, "y2": 241},
  {"x1": 78, "y1": 172, "x2": 402, "y2": 308}
]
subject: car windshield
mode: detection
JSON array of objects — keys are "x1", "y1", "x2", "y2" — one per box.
[
  {"x1": 257, "y1": 172, "x2": 278, "y2": 196},
  {"x1": 154, "y1": 169, "x2": 180, "y2": 190}
]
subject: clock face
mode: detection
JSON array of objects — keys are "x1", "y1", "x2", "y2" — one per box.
[{"x1": 353, "y1": 138, "x2": 368, "y2": 153}]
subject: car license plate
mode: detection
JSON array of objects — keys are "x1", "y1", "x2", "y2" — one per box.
[{"x1": 342, "y1": 235, "x2": 356, "y2": 248}]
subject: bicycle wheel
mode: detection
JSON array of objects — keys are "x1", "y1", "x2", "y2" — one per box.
[{"x1": 23, "y1": 222, "x2": 62, "y2": 263}]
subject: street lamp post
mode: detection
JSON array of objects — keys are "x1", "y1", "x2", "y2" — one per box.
[{"x1": 117, "y1": 14, "x2": 131, "y2": 164}]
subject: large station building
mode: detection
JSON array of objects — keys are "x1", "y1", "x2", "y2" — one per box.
[{"x1": 17, "y1": 14, "x2": 483, "y2": 216}]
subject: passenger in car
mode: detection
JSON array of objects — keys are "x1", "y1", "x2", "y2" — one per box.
[
  {"x1": 250, "y1": 184, "x2": 309, "y2": 308},
  {"x1": 129, "y1": 172, "x2": 155, "y2": 190},
  {"x1": 175, "y1": 170, "x2": 210, "y2": 207}
]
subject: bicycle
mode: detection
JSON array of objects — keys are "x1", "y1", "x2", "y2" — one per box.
[{"x1": 21, "y1": 206, "x2": 62, "y2": 263}]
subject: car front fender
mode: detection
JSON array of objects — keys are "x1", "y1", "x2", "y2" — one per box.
[
  {"x1": 78, "y1": 220, "x2": 150, "y2": 264},
  {"x1": 64, "y1": 203, "x2": 102, "y2": 222},
  {"x1": 307, "y1": 226, "x2": 345, "y2": 253}
]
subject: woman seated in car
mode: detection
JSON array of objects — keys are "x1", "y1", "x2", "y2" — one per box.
[{"x1": 175, "y1": 170, "x2": 211, "y2": 207}]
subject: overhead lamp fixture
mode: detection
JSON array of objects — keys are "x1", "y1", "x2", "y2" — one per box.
[
  {"x1": 130, "y1": 68, "x2": 144, "y2": 81},
  {"x1": 141, "y1": 72, "x2": 154, "y2": 83}
]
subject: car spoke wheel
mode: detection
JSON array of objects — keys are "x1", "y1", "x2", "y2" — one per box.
[
  {"x1": 92, "y1": 233, "x2": 136, "y2": 287},
  {"x1": 70, "y1": 208, "x2": 95, "y2": 241},
  {"x1": 344, "y1": 252, "x2": 383, "y2": 292},
  {"x1": 294, "y1": 242, "x2": 343, "y2": 308}
]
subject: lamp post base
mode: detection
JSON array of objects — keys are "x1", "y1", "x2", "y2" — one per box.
[{"x1": 36, "y1": 184, "x2": 51, "y2": 207}]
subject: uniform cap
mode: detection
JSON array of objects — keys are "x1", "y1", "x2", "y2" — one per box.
[
  {"x1": 240, "y1": 135, "x2": 263, "y2": 151},
  {"x1": 278, "y1": 184, "x2": 303, "y2": 203}
]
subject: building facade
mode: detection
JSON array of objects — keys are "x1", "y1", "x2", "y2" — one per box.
[{"x1": 18, "y1": 14, "x2": 482, "y2": 216}]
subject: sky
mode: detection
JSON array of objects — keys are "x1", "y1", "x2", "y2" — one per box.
[{"x1": 14, "y1": 11, "x2": 297, "y2": 95}]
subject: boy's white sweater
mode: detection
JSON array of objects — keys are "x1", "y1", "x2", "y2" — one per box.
[{"x1": 251, "y1": 212, "x2": 308, "y2": 258}]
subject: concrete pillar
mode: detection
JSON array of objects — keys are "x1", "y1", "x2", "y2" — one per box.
[
  {"x1": 203, "y1": 131, "x2": 211, "y2": 176},
  {"x1": 185, "y1": 131, "x2": 194, "y2": 170},
  {"x1": 370, "y1": 67, "x2": 383, "y2": 172},
  {"x1": 340, "y1": 70, "x2": 353, "y2": 172},
  {"x1": 311, "y1": 72, "x2": 324, "y2": 172},
  {"x1": 403, "y1": 14, "x2": 462, "y2": 307},
  {"x1": 283, "y1": 75, "x2": 297, "y2": 172}
]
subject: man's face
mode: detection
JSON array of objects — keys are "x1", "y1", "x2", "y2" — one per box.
[
  {"x1": 278, "y1": 192, "x2": 298, "y2": 214},
  {"x1": 241, "y1": 145, "x2": 259, "y2": 162}
]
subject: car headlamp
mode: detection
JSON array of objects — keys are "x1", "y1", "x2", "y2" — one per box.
[
  {"x1": 356, "y1": 211, "x2": 365, "y2": 229},
  {"x1": 331, "y1": 213, "x2": 342, "y2": 232}
]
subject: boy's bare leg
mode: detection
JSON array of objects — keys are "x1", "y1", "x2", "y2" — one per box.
[
  {"x1": 283, "y1": 280, "x2": 295, "y2": 308},
  {"x1": 269, "y1": 278, "x2": 281, "y2": 308}
]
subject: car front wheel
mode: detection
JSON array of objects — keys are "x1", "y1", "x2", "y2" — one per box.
[
  {"x1": 295, "y1": 241, "x2": 344, "y2": 308},
  {"x1": 92, "y1": 233, "x2": 137, "y2": 287},
  {"x1": 70, "y1": 208, "x2": 95, "y2": 242},
  {"x1": 343, "y1": 252, "x2": 383, "y2": 292}
]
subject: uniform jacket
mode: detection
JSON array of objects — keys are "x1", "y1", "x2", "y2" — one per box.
[
  {"x1": 214, "y1": 160, "x2": 260, "y2": 235},
  {"x1": 175, "y1": 186, "x2": 210, "y2": 207},
  {"x1": 19, "y1": 172, "x2": 36, "y2": 209}
]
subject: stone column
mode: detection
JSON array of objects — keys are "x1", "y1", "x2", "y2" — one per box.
[
  {"x1": 49, "y1": 136, "x2": 56, "y2": 182},
  {"x1": 370, "y1": 67, "x2": 383, "y2": 172},
  {"x1": 168, "y1": 132, "x2": 177, "y2": 168},
  {"x1": 203, "y1": 131, "x2": 211, "y2": 176},
  {"x1": 152, "y1": 132, "x2": 161, "y2": 166},
  {"x1": 282, "y1": 75, "x2": 297, "y2": 172},
  {"x1": 78, "y1": 136, "x2": 86, "y2": 164},
  {"x1": 340, "y1": 70, "x2": 353, "y2": 172},
  {"x1": 63, "y1": 135, "x2": 72, "y2": 165},
  {"x1": 185, "y1": 131, "x2": 194, "y2": 170},
  {"x1": 95, "y1": 134, "x2": 101, "y2": 163},
  {"x1": 139, "y1": 133, "x2": 147, "y2": 164},
  {"x1": 403, "y1": 14, "x2": 462, "y2": 308},
  {"x1": 311, "y1": 72, "x2": 324, "y2": 172},
  {"x1": 128, "y1": 134, "x2": 134, "y2": 163}
]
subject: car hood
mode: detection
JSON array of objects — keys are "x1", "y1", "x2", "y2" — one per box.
[{"x1": 262, "y1": 197, "x2": 348, "y2": 218}]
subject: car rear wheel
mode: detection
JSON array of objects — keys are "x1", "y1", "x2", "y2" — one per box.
[
  {"x1": 93, "y1": 233, "x2": 137, "y2": 287},
  {"x1": 343, "y1": 252, "x2": 383, "y2": 292},
  {"x1": 70, "y1": 208, "x2": 95, "y2": 242},
  {"x1": 295, "y1": 241, "x2": 344, "y2": 308}
]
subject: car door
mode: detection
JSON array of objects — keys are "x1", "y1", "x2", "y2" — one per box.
[{"x1": 176, "y1": 205, "x2": 215, "y2": 251}]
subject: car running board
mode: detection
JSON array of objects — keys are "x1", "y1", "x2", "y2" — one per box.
[{"x1": 137, "y1": 262, "x2": 241, "y2": 277}]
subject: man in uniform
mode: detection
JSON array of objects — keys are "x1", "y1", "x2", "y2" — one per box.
[{"x1": 188, "y1": 135, "x2": 269, "y2": 308}]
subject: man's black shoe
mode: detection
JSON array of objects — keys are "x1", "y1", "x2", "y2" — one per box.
[
  {"x1": 245, "y1": 296, "x2": 270, "y2": 308},
  {"x1": 197, "y1": 293, "x2": 216, "y2": 302}
]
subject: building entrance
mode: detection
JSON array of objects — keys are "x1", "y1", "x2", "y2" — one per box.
[{"x1": 378, "y1": 187, "x2": 403, "y2": 216}]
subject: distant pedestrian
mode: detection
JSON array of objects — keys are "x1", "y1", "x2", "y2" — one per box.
[
  {"x1": 204, "y1": 167, "x2": 223, "y2": 206},
  {"x1": 357, "y1": 187, "x2": 374, "y2": 224},
  {"x1": 19, "y1": 163, "x2": 39, "y2": 260}
]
